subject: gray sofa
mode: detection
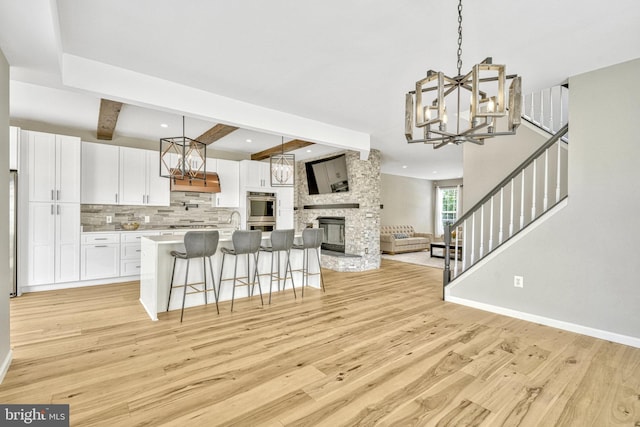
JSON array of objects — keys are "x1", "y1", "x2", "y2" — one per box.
[{"x1": 380, "y1": 225, "x2": 434, "y2": 254}]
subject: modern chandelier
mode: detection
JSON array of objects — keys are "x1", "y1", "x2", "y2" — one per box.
[
  {"x1": 270, "y1": 137, "x2": 295, "y2": 187},
  {"x1": 159, "y1": 116, "x2": 207, "y2": 180},
  {"x1": 405, "y1": 0, "x2": 522, "y2": 148}
]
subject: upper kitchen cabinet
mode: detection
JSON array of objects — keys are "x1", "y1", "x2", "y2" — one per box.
[
  {"x1": 119, "y1": 147, "x2": 170, "y2": 206},
  {"x1": 27, "y1": 131, "x2": 81, "y2": 203},
  {"x1": 82, "y1": 142, "x2": 120, "y2": 204},
  {"x1": 82, "y1": 143, "x2": 170, "y2": 206},
  {"x1": 240, "y1": 160, "x2": 271, "y2": 190},
  {"x1": 214, "y1": 159, "x2": 240, "y2": 207}
]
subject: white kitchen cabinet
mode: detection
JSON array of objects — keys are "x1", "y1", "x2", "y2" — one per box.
[
  {"x1": 145, "y1": 150, "x2": 170, "y2": 206},
  {"x1": 119, "y1": 147, "x2": 170, "y2": 206},
  {"x1": 240, "y1": 160, "x2": 271, "y2": 189},
  {"x1": 27, "y1": 201, "x2": 80, "y2": 285},
  {"x1": 82, "y1": 142, "x2": 120, "y2": 204},
  {"x1": 24, "y1": 130, "x2": 81, "y2": 286},
  {"x1": 83, "y1": 144, "x2": 169, "y2": 206},
  {"x1": 120, "y1": 231, "x2": 159, "y2": 277},
  {"x1": 9, "y1": 126, "x2": 19, "y2": 170},
  {"x1": 276, "y1": 187, "x2": 294, "y2": 229},
  {"x1": 81, "y1": 233, "x2": 120, "y2": 280},
  {"x1": 28, "y1": 131, "x2": 81, "y2": 203},
  {"x1": 214, "y1": 159, "x2": 240, "y2": 207},
  {"x1": 119, "y1": 147, "x2": 147, "y2": 205}
]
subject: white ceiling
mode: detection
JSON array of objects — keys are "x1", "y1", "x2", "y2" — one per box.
[{"x1": 1, "y1": 0, "x2": 640, "y2": 178}]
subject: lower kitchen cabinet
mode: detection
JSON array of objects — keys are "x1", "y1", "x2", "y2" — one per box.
[
  {"x1": 27, "y1": 201, "x2": 80, "y2": 286},
  {"x1": 81, "y1": 233, "x2": 120, "y2": 280}
]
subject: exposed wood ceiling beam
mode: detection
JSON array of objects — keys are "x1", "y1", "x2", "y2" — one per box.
[
  {"x1": 97, "y1": 99, "x2": 123, "y2": 140},
  {"x1": 251, "y1": 139, "x2": 315, "y2": 161},
  {"x1": 195, "y1": 123, "x2": 238, "y2": 145}
]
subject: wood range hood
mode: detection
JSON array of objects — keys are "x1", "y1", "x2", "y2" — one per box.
[{"x1": 170, "y1": 171, "x2": 221, "y2": 193}]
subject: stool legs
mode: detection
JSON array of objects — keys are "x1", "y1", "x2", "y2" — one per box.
[
  {"x1": 300, "y1": 247, "x2": 325, "y2": 297},
  {"x1": 267, "y1": 249, "x2": 296, "y2": 304},
  {"x1": 167, "y1": 255, "x2": 219, "y2": 322},
  {"x1": 220, "y1": 252, "x2": 263, "y2": 313}
]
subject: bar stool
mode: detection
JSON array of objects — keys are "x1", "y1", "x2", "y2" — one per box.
[
  {"x1": 167, "y1": 230, "x2": 220, "y2": 322},
  {"x1": 259, "y1": 229, "x2": 296, "y2": 304},
  {"x1": 292, "y1": 228, "x2": 326, "y2": 296},
  {"x1": 219, "y1": 230, "x2": 264, "y2": 312}
]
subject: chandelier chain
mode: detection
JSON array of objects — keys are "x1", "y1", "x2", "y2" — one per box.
[{"x1": 457, "y1": 0, "x2": 463, "y2": 76}]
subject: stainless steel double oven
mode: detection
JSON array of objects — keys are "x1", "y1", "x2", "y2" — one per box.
[{"x1": 246, "y1": 191, "x2": 276, "y2": 232}]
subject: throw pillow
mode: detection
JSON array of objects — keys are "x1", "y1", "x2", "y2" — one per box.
[{"x1": 394, "y1": 233, "x2": 409, "y2": 239}]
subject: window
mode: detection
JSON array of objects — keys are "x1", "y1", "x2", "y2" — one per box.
[{"x1": 435, "y1": 186, "x2": 461, "y2": 236}]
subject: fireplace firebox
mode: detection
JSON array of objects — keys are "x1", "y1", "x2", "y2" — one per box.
[{"x1": 317, "y1": 217, "x2": 345, "y2": 253}]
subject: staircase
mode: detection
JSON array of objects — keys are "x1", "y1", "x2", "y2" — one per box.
[{"x1": 442, "y1": 85, "x2": 570, "y2": 294}]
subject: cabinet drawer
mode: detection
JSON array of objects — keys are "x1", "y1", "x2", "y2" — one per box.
[
  {"x1": 121, "y1": 231, "x2": 159, "y2": 243},
  {"x1": 82, "y1": 233, "x2": 120, "y2": 244},
  {"x1": 81, "y1": 244, "x2": 119, "y2": 280},
  {"x1": 121, "y1": 259, "x2": 141, "y2": 276},
  {"x1": 121, "y1": 243, "x2": 142, "y2": 260}
]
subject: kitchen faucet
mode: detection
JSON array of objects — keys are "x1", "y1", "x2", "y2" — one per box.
[{"x1": 228, "y1": 210, "x2": 241, "y2": 229}]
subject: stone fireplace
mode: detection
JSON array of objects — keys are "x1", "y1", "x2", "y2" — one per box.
[
  {"x1": 295, "y1": 150, "x2": 381, "y2": 272},
  {"x1": 317, "y1": 217, "x2": 346, "y2": 253}
]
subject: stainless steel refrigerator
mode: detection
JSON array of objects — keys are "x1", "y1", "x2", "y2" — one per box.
[{"x1": 9, "y1": 170, "x2": 17, "y2": 297}]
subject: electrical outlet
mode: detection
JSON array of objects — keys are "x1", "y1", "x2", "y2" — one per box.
[
  {"x1": 365, "y1": 248, "x2": 369, "y2": 254},
  {"x1": 106, "y1": 215, "x2": 112, "y2": 224},
  {"x1": 514, "y1": 275, "x2": 524, "y2": 288},
  {"x1": 144, "y1": 216, "x2": 150, "y2": 223}
]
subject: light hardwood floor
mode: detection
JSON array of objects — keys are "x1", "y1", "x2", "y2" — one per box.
[{"x1": 2, "y1": 259, "x2": 639, "y2": 426}]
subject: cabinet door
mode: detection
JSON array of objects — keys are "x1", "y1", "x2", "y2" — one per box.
[
  {"x1": 145, "y1": 150, "x2": 170, "y2": 206},
  {"x1": 28, "y1": 131, "x2": 56, "y2": 202},
  {"x1": 82, "y1": 142, "x2": 120, "y2": 204},
  {"x1": 276, "y1": 187, "x2": 294, "y2": 229},
  {"x1": 55, "y1": 203, "x2": 80, "y2": 283},
  {"x1": 56, "y1": 135, "x2": 81, "y2": 203},
  {"x1": 28, "y1": 202, "x2": 56, "y2": 285},
  {"x1": 81, "y1": 244, "x2": 120, "y2": 280},
  {"x1": 241, "y1": 160, "x2": 271, "y2": 189},
  {"x1": 119, "y1": 147, "x2": 146, "y2": 205},
  {"x1": 215, "y1": 159, "x2": 239, "y2": 207}
]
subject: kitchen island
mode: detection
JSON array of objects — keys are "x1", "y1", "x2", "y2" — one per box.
[{"x1": 139, "y1": 232, "x2": 320, "y2": 320}]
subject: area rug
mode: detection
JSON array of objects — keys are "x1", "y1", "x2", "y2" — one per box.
[{"x1": 381, "y1": 250, "x2": 444, "y2": 269}]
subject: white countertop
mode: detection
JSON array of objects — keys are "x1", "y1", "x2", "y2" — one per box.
[{"x1": 144, "y1": 232, "x2": 273, "y2": 245}]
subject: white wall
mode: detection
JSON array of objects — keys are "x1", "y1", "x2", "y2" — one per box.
[
  {"x1": 449, "y1": 58, "x2": 640, "y2": 343},
  {"x1": 380, "y1": 174, "x2": 433, "y2": 233},
  {"x1": 0, "y1": 48, "x2": 12, "y2": 382}
]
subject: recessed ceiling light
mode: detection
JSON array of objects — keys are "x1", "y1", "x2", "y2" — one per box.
[
  {"x1": 432, "y1": 171, "x2": 438, "y2": 174},
  {"x1": 306, "y1": 149, "x2": 312, "y2": 153},
  {"x1": 246, "y1": 139, "x2": 252, "y2": 143},
  {"x1": 402, "y1": 165, "x2": 408, "y2": 169},
  {"x1": 160, "y1": 123, "x2": 168, "y2": 128}
]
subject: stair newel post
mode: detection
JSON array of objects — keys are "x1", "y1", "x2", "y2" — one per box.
[{"x1": 443, "y1": 223, "x2": 451, "y2": 298}]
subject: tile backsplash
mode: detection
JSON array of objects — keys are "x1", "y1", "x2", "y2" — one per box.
[{"x1": 81, "y1": 191, "x2": 240, "y2": 231}]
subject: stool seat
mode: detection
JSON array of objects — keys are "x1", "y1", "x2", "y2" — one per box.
[{"x1": 167, "y1": 230, "x2": 220, "y2": 322}]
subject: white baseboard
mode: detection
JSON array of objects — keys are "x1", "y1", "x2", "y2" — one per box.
[
  {"x1": 21, "y1": 276, "x2": 139, "y2": 293},
  {"x1": 0, "y1": 349, "x2": 13, "y2": 384},
  {"x1": 446, "y1": 295, "x2": 640, "y2": 349}
]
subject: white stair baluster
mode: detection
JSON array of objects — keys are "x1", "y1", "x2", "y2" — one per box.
[
  {"x1": 543, "y1": 148, "x2": 549, "y2": 211},
  {"x1": 489, "y1": 196, "x2": 494, "y2": 252},
  {"x1": 520, "y1": 169, "x2": 525, "y2": 230},
  {"x1": 470, "y1": 212, "x2": 476, "y2": 266},
  {"x1": 479, "y1": 204, "x2": 484, "y2": 259},
  {"x1": 509, "y1": 178, "x2": 515, "y2": 237},
  {"x1": 531, "y1": 159, "x2": 537, "y2": 221},
  {"x1": 556, "y1": 139, "x2": 562, "y2": 202},
  {"x1": 499, "y1": 187, "x2": 504, "y2": 244}
]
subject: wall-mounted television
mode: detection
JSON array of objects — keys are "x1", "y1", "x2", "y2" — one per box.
[{"x1": 305, "y1": 154, "x2": 349, "y2": 195}]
